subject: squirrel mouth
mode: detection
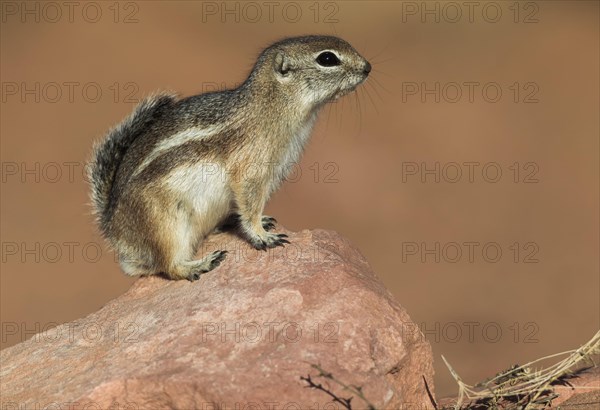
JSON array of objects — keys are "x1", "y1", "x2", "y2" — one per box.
[
  {"x1": 333, "y1": 88, "x2": 354, "y2": 101},
  {"x1": 331, "y1": 74, "x2": 367, "y2": 101},
  {"x1": 334, "y1": 83, "x2": 360, "y2": 99}
]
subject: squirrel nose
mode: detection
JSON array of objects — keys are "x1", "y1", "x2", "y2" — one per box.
[{"x1": 363, "y1": 61, "x2": 372, "y2": 74}]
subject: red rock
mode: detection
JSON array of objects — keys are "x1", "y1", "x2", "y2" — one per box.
[
  {"x1": 552, "y1": 366, "x2": 600, "y2": 408},
  {"x1": 0, "y1": 228, "x2": 434, "y2": 409}
]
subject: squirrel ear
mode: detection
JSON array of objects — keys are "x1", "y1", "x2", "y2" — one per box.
[{"x1": 274, "y1": 52, "x2": 291, "y2": 77}]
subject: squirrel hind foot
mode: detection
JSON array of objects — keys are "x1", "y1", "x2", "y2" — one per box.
[
  {"x1": 168, "y1": 250, "x2": 228, "y2": 282},
  {"x1": 119, "y1": 250, "x2": 228, "y2": 281}
]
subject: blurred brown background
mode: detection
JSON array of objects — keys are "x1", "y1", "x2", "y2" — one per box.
[{"x1": 1, "y1": 0, "x2": 598, "y2": 397}]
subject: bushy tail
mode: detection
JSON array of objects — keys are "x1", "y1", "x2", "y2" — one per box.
[{"x1": 88, "y1": 93, "x2": 176, "y2": 233}]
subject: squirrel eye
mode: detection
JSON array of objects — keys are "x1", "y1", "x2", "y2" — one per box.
[{"x1": 316, "y1": 51, "x2": 341, "y2": 67}]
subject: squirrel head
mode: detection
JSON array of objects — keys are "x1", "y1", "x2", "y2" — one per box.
[{"x1": 250, "y1": 35, "x2": 371, "y2": 110}]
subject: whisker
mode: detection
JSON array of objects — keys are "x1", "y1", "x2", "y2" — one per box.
[
  {"x1": 330, "y1": 23, "x2": 338, "y2": 36},
  {"x1": 363, "y1": 83, "x2": 380, "y2": 115},
  {"x1": 366, "y1": 83, "x2": 383, "y2": 109},
  {"x1": 369, "y1": 75, "x2": 391, "y2": 98},
  {"x1": 324, "y1": 100, "x2": 334, "y2": 139},
  {"x1": 371, "y1": 68, "x2": 394, "y2": 78},
  {"x1": 367, "y1": 35, "x2": 396, "y2": 63},
  {"x1": 354, "y1": 89, "x2": 363, "y2": 137},
  {"x1": 339, "y1": 92, "x2": 346, "y2": 132},
  {"x1": 371, "y1": 54, "x2": 403, "y2": 66},
  {"x1": 334, "y1": 92, "x2": 340, "y2": 135}
]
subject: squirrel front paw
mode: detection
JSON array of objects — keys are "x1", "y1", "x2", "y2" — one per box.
[{"x1": 250, "y1": 232, "x2": 290, "y2": 251}]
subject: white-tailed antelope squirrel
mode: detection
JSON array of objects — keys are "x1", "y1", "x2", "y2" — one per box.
[{"x1": 88, "y1": 35, "x2": 371, "y2": 281}]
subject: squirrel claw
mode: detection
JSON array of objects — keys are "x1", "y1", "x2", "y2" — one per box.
[
  {"x1": 186, "y1": 250, "x2": 228, "y2": 281},
  {"x1": 250, "y1": 232, "x2": 290, "y2": 250},
  {"x1": 261, "y1": 216, "x2": 278, "y2": 231}
]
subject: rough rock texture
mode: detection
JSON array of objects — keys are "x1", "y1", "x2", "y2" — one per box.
[
  {"x1": 1, "y1": 228, "x2": 434, "y2": 409},
  {"x1": 552, "y1": 366, "x2": 600, "y2": 408}
]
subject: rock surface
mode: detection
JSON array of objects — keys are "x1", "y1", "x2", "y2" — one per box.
[
  {"x1": 1, "y1": 228, "x2": 434, "y2": 409},
  {"x1": 552, "y1": 366, "x2": 600, "y2": 408}
]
